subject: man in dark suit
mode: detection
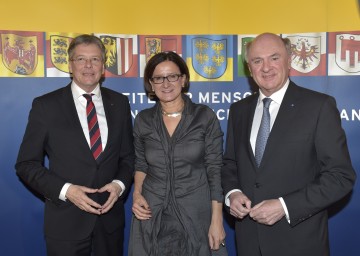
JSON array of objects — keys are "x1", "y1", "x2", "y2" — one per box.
[
  {"x1": 16, "y1": 34, "x2": 134, "y2": 256},
  {"x1": 221, "y1": 33, "x2": 356, "y2": 256}
]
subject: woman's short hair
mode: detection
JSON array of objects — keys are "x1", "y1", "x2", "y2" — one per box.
[{"x1": 143, "y1": 51, "x2": 190, "y2": 95}]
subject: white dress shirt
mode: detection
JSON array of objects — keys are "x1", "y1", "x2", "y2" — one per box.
[
  {"x1": 59, "y1": 82, "x2": 125, "y2": 201},
  {"x1": 225, "y1": 79, "x2": 291, "y2": 223}
]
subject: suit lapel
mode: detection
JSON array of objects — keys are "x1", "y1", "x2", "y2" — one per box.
[
  {"x1": 101, "y1": 88, "x2": 116, "y2": 159},
  {"x1": 245, "y1": 94, "x2": 259, "y2": 168},
  {"x1": 60, "y1": 84, "x2": 94, "y2": 160},
  {"x1": 261, "y1": 82, "x2": 301, "y2": 167}
]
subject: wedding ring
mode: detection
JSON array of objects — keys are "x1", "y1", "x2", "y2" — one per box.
[{"x1": 221, "y1": 240, "x2": 226, "y2": 247}]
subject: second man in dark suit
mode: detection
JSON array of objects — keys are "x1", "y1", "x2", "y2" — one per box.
[{"x1": 221, "y1": 32, "x2": 356, "y2": 256}]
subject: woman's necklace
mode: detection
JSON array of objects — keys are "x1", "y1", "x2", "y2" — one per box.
[
  {"x1": 161, "y1": 103, "x2": 184, "y2": 118},
  {"x1": 162, "y1": 109, "x2": 182, "y2": 118}
]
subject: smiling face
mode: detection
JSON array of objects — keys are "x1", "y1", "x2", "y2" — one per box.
[
  {"x1": 150, "y1": 60, "x2": 185, "y2": 104},
  {"x1": 68, "y1": 43, "x2": 105, "y2": 93},
  {"x1": 247, "y1": 33, "x2": 291, "y2": 97}
]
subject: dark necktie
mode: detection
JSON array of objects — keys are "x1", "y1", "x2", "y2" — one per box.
[
  {"x1": 255, "y1": 98, "x2": 272, "y2": 167},
  {"x1": 83, "y1": 94, "x2": 102, "y2": 161}
]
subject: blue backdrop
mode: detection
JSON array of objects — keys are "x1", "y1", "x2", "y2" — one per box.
[{"x1": 1, "y1": 33, "x2": 359, "y2": 255}]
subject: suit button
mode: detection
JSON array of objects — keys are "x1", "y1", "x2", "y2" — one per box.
[{"x1": 254, "y1": 183, "x2": 260, "y2": 188}]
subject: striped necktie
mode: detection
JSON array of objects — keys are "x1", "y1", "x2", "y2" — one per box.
[
  {"x1": 83, "y1": 94, "x2": 102, "y2": 161},
  {"x1": 255, "y1": 97, "x2": 272, "y2": 167}
]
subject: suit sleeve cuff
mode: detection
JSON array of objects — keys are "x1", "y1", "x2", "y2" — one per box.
[
  {"x1": 225, "y1": 189, "x2": 242, "y2": 207},
  {"x1": 112, "y1": 180, "x2": 125, "y2": 197},
  {"x1": 279, "y1": 197, "x2": 290, "y2": 223},
  {"x1": 59, "y1": 183, "x2": 72, "y2": 201}
]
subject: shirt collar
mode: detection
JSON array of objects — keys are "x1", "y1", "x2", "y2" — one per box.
[
  {"x1": 71, "y1": 82, "x2": 101, "y2": 101},
  {"x1": 257, "y1": 79, "x2": 290, "y2": 106}
]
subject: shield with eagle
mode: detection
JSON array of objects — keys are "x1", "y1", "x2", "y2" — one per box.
[
  {"x1": 1, "y1": 33, "x2": 38, "y2": 75},
  {"x1": 100, "y1": 35, "x2": 134, "y2": 76},
  {"x1": 288, "y1": 35, "x2": 321, "y2": 73}
]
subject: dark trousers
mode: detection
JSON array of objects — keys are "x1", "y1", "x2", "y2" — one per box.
[{"x1": 45, "y1": 218, "x2": 124, "y2": 256}]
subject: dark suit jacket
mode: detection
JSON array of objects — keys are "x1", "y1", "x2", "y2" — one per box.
[
  {"x1": 16, "y1": 84, "x2": 134, "y2": 240},
  {"x1": 221, "y1": 82, "x2": 356, "y2": 256}
]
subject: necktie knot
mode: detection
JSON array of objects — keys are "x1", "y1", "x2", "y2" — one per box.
[
  {"x1": 263, "y1": 97, "x2": 272, "y2": 109},
  {"x1": 83, "y1": 93, "x2": 94, "y2": 102}
]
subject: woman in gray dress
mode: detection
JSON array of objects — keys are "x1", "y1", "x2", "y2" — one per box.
[{"x1": 128, "y1": 52, "x2": 226, "y2": 256}]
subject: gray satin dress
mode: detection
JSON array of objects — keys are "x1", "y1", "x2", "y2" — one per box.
[{"x1": 128, "y1": 95, "x2": 224, "y2": 256}]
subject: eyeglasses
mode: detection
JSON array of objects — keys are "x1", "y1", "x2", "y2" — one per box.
[
  {"x1": 70, "y1": 56, "x2": 103, "y2": 66},
  {"x1": 150, "y1": 74, "x2": 183, "y2": 84}
]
